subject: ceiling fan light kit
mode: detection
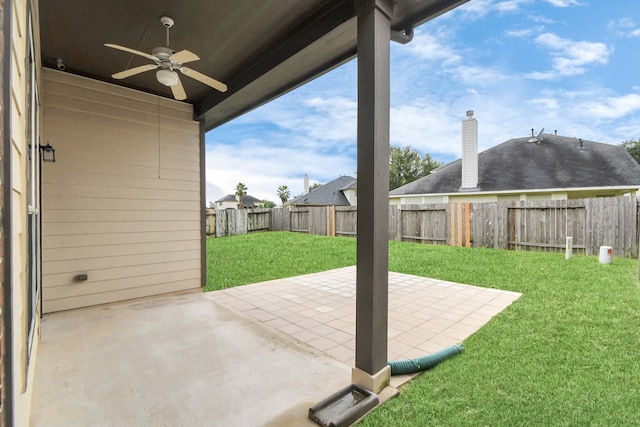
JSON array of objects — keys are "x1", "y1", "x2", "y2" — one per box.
[
  {"x1": 105, "y1": 16, "x2": 227, "y2": 100},
  {"x1": 156, "y1": 69, "x2": 179, "y2": 86}
]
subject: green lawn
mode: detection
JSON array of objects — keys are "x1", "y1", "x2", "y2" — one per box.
[
  {"x1": 206, "y1": 232, "x2": 640, "y2": 426},
  {"x1": 205, "y1": 232, "x2": 356, "y2": 291}
]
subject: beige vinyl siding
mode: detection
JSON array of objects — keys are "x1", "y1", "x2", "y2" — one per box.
[{"x1": 41, "y1": 69, "x2": 201, "y2": 313}]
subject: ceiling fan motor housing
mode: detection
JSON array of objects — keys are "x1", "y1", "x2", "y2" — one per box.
[{"x1": 152, "y1": 46, "x2": 175, "y2": 60}]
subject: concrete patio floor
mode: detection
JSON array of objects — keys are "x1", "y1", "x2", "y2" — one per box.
[{"x1": 31, "y1": 267, "x2": 521, "y2": 427}]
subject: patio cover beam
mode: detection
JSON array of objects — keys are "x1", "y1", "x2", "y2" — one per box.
[{"x1": 354, "y1": 0, "x2": 392, "y2": 391}]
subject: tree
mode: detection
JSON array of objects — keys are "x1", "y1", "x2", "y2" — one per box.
[
  {"x1": 308, "y1": 182, "x2": 322, "y2": 192},
  {"x1": 621, "y1": 139, "x2": 640, "y2": 164},
  {"x1": 235, "y1": 182, "x2": 248, "y2": 209},
  {"x1": 259, "y1": 200, "x2": 276, "y2": 208},
  {"x1": 389, "y1": 145, "x2": 442, "y2": 191},
  {"x1": 277, "y1": 185, "x2": 290, "y2": 205}
]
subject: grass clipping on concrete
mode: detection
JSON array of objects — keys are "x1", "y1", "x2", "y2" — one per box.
[{"x1": 206, "y1": 232, "x2": 640, "y2": 426}]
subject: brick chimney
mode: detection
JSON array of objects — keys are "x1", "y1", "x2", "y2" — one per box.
[{"x1": 461, "y1": 110, "x2": 478, "y2": 189}]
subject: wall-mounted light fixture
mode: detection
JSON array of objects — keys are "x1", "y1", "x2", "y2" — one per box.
[{"x1": 40, "y1": 142, "x2": 56, "y2": 163}]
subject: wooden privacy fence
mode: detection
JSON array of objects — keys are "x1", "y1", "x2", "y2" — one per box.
[
  {"x1": 392, "y1": 198, "x2": 638, "y2": 257},
  {"x1": 206, "y1": 196, "x2": 639, "y2": 258},
  {"x1": 206, "y1": 208, "x2": 270, "y2": 237}
]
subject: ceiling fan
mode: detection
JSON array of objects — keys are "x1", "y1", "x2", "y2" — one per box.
[{"x1": 105, "y1": 16, "x2": 227, "y2": 101}]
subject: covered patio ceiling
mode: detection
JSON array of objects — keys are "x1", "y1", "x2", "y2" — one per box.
[{"x1": 39, "y1": 0, "x2": 468, "y2": 131}]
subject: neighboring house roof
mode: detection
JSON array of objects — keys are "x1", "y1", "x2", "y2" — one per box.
[
  {"x1": 340, "y1": 179, "x2": 358, "y2": 191},
  {"x1": 215, "y1": 194, "x2": 263, "y2": 206},
  {"x1": 390, "y1": 134, "x2": 640, "y2": 196},
  {"x1": 286, "y1": 176, "x2": 356, "y2": 206}
]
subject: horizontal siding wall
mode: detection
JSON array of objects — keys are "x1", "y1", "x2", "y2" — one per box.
[{"x1": 41, "y1": 69, "x2": 201, "y2": 313}]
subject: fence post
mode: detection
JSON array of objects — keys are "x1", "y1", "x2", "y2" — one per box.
[
  {"x1": 464, "y1": 202, "x2": 471, "y2": 248},
  {"x1": 633, "y1": 196, "x2": 638, "y2": 258},
  {"x1": 207, "y1": 208, "x2": 215, "y2": 237},
  {"x1": 398, "y1": 205, "x2": 402, "y2": 242},
  {"x1": 332, "y1": 205, "x2": 336, "y2": 236},
  {"x1": 450, "y1": 203, "x2": 456, "y2": 246},
  {"x1": 326, "y1": 206, "x2": 330, "y2": 236}
]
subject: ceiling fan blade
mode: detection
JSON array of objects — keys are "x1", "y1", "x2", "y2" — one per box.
[
  {"x1": 170, "y1": 50, "x2": 199, "y2": 64},
  {"x1": 104, "y1": 43, "x2": 158, "y2": 62},
  {"x1": 170, "y1": 76, "x2": 188, "y2": 101},
  {"x1": 112, "y1": 64, "x2": 158, "y2": 79},
  {"x1": 180, "y1": 67, "x2": 228, "y2": 92}
]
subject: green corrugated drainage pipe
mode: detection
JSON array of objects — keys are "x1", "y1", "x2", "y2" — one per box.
[{"x1": 388, "y1": 343, "x2": 465, "y2": 375}]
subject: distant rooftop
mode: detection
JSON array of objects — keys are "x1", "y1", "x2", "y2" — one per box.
[
  {"x1": 391, "y1": 134, "x2": 640, "y2": 195},
  {"x1": 286, "y1": 176, "x2": 356, "y2": 206},
  {"x1": 215, "y1": 194, "x2": 263, "y2": 205}
]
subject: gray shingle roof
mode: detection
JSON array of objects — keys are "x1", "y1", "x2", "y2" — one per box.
[
  {"x1": 215, "y1": 194, "x2": 263, "y2": 206},
  {"x1": 390, "y1": 134, "x2": 640, "y2": 195},
  {"x1": 286, "y1": 176, "x2": 356, "y2": 206}
]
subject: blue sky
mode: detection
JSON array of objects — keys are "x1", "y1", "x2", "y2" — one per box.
[{"x1": 205, "y1": 0, "x2": 640, "y2": 204}]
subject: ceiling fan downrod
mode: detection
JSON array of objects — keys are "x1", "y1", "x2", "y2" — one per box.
[{"x1": 160, "y1": 16, "x2": 174, "y2": 48}]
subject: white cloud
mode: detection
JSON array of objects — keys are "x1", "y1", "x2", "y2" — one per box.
[
  {"x1": 452, "y1": 0, "x2": 532, "y2": 18},
  {"x1": 205, "y1": 91, "x2": 359, "y2": 204},
  {"x1": 614, "y1": 123, "x2": 640, "y2": 140},
  {"x1": 497, "y1": 87, "x2": 640, "y2": 144},
  {"x1": 496, "y1": 0, "x2": 531, "y2": 13},
  {"x1": 529, "y1": 15, "x2": 555, "y2": 24},
  {"x1": 453, "y1": 65, "x2": 512, "y2": 85},
  {"x1": 506, "y1": 25, "x2": 545, "y2": 38},
  {"x1": 543, "y1": 0, "x2": 581, "y2": 6},
  {"x1": 389, "y1": 82, "x2": 542, "y2": 158},
  {"x1": 299, "y1": 96, "x2": 357, "y2": 144},
  {"x1": 527, "y1": 33, "x2": 611, "y2": 79},
  {"x1": 390, "y1": 102, "x2": 460, "y2": 157},
  {"x1": 580, "y1": 93, "x2": 640, "y2": 120},
  {"x1": 450, "y1": 0, "x2": 494, "y2": 20},
  {"x1": 610, "y1": 17, "x2": 635, "y2": 29},
  {"x1": 607, "y1": 18, "x2": 640, "y2": 37},
  {"x1": 530, "y1": 97, "x2": 559, "y2": 111},
  {"x1": 506, "y1": 28, "x2": 536, "y2": 38},
  {"x1": 205, "y1": 141, "x2": 355, "y2": 204},
  {"x1": 405, "y1": 31, "x2": 462, "y2": 65},
  {"x1": 206, "y1": 181, "x2": 225, "y2": 205}
]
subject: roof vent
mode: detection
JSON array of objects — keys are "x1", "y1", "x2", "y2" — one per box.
[
  {"x1": 579, "y1": 138, "x2": 584, "y2": 151},
  {"x1": 528, "y1": 128, "x2": 544, "y2": 143}
]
